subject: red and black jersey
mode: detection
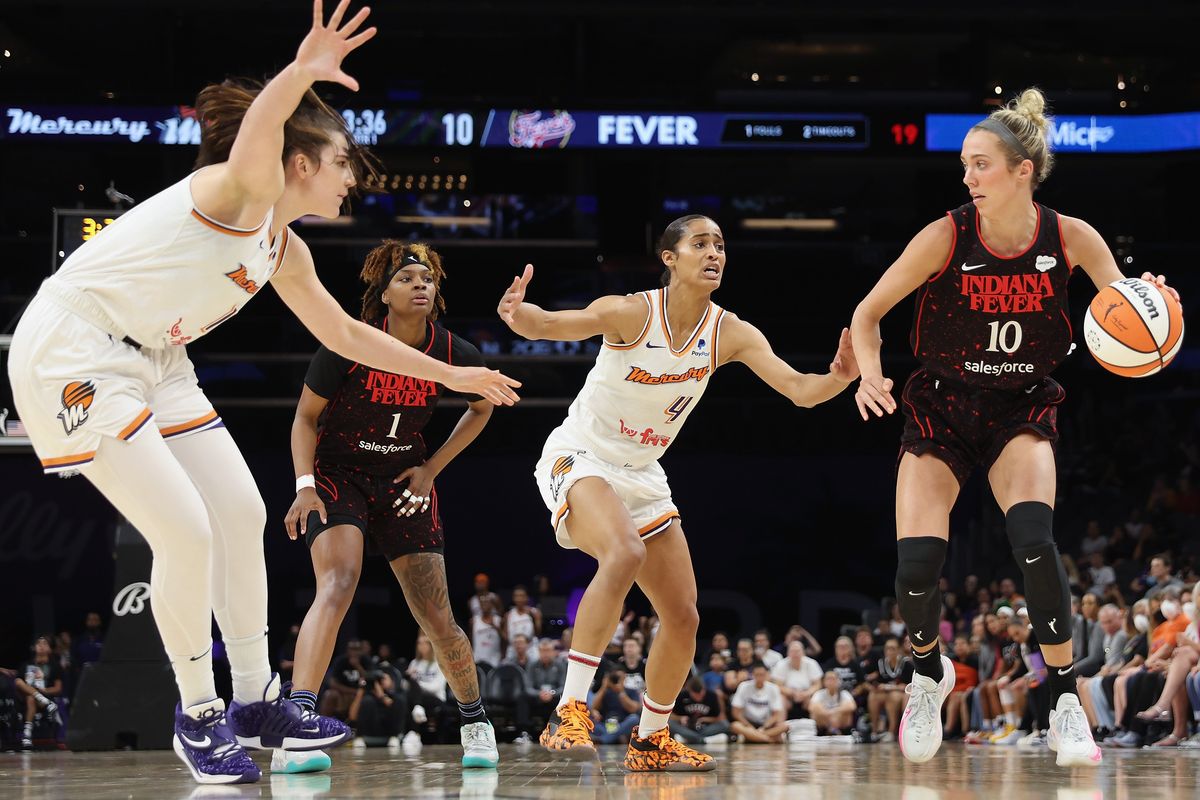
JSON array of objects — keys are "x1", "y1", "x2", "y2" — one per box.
[
  {"x1": 305, "y1": 318, "x2": 485, "y2": 471},
  {"x1": 910, "y1": 202, "x2": 1075, "y2": 390}
]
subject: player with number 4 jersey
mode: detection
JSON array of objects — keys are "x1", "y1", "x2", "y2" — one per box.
[{"x1": 497, "y1": 214, "x2": 859, "y2": 771}]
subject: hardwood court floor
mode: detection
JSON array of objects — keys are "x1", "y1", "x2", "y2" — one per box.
[{"x1": 2, "y1": 741, "x2": 1197, "y2": 799}]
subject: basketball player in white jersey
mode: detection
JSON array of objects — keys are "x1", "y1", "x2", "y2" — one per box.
[
  {"x1": 496, "y1": 214, "x2": 859, "y2": 771},
  {"x1": 6, "y1": 1, "x2": 518, "y2": 785}
]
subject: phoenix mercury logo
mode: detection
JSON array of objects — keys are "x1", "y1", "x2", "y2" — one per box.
[
  {"x1": 549, "y1": 455, "x2": 575, "y2": 502},
  {"x1": 225, "y1": 264, "x2": 259, "y2": 294},
  {"x1": 57, "y1": 380, "x2": 96, "y2": 435}
]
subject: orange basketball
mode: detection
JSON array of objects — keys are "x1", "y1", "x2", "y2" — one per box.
[{"x1": 1083, "y1": 278, "x2": 1184, "y2": 377}]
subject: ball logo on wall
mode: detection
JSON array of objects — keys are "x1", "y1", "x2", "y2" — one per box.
[{"x1": 113, "y1": 582, "x2": 152, "y2": 616}]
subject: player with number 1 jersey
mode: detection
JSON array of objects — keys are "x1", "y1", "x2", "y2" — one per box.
[{"x1": 497, "y1": 214, "x2": 859, "y2": 771}]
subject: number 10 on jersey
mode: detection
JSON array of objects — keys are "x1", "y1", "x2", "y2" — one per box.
[{"x1": 986, "y1": 321, "x2": 1023, "y2": 354}]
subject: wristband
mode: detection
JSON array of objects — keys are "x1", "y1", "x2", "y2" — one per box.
[{"x1": 295, "y1": 474, "x2": 316, "y2": 492}]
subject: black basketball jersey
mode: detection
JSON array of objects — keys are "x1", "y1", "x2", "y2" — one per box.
[
  {"x1": 909, "y1": 202, "x2": 1074, "y2": 390},
  {"x1": 305, "y1": 318, "x2": 484, "y2": 470}
]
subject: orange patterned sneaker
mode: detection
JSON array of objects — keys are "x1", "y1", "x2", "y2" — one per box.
[
  {"x1": 624, "y1": 726, "x2": 716, "y2": 772},
  {"x1": 539, "y1": 699, "x2": 597, "y2": 760}
]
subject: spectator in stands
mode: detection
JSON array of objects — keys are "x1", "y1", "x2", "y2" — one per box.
[
  {"x1": 52, "y1": 631, "x2": 73, "y2": 697},
  {"x1": 590, "y1": 667, "x2": 640, "y2": 744},
  {"x1": 1101, "y1": 601, "x2": 1152, "y2": 742},
  {"x1": 504, "y1": 633, "x2": 534, "y2": 670},
  {"x1": 888, "y1": 602, "x2": 907, "y2": 638},
  {"x1": 782, "y1": 624, "x2": 823, "y2": 659},
  {"x1": 1079, "y1": 520, "x2": 1108, "y2": 558},
  {"x1": 701, "y1": 652, "x2": 728, "y2": 693},
  {"x1": 503, "y1": 585, "x2": 541, "y2": 661},
  {"x1": 1076, "y1": 603, "x2": 1123, "y2": 679},
  {"x1": 1132, "y1": 589, "x2": 1198, "y2": 746},
  {"x1": 728, "y1": 638, "x2": 757, "y2": 685},
  {"x1": 669, "y1": 675, "x2": 729, "y2": 745},
  {"x1": 322, "y1": 639, "x2": 369, "y2": 720},
  {"x1": 16, "y1": 636, "x2": 63, "y2": 749},
  {"x1": 823, "y1": 636, "x2": 867, "y2": 701},
  {"x1": 1104, "y1": 523, "x2": 1135, "y2": 565},
  {"x1": 607, "y1": 638, "x2": 647, "y2": 696},
  {"x1": 854, "y1": 627, "x2": 880, "y2": 673},
  {"x1": 1062, "y1": 555, "x2": 1085, "y2": 596},
  {"x1": 808, "y1": 671, "x2": 857, "y2": 736},
  {"x1": 771, "y1": 641, "x2": 823, "y2": 719},
  {"x1": 943, "y1": 634, "x2": 979, "y2": 739},
  {"x1": 356, "y1": 670, "x2": 407, "y2": 744},
  {"x1": 964, "y1": 612, "x2": 1010, "y2": 743},
  {"x1": 1086, "y1": 552, "x2": 1117, "y2": 598},
  {"x1": 525, "y1": 640, "x2": 566, "y2": 727},
  {"x1": 1109, "y1": 589, "x2": 1190, "y2": 747},
  {"x1": 605, "y1": 607, "x2": 637, "y2": 658},
  {"x1": 730, "y1": 663, "x2": 788, "y2": 743},
  {"x1": 470, "y1": 595, "x2": 504, "y2": 669},
  {"x1": 467, "y1": 573, "x2": 503, "y2": 618},
  {"x1": 866, "y1": 637, "x2": 912, "y2": 742},
  {"x1": 1070, "y1": 593, "x2": 1101, "y2": 667},
  {"x1": 74, "y1": 611, "x2": 104, "y2": 670},
  {"x1": 996, "y1": 577, "x2": 1023, "y2": 608},
  {"x1": 701, "y1": 631, "x2": 732, "y2": 668},
  {"x1": 405, "y1": 633, "x2": 447, "y2": 735},
  {"x1": 985, "y1": 615, "x2": 1029, "y2": 744},
  {"x1": 1080, "y1": 601, "x2": 1139, "y2": 735},
  {"x1": 1137, "y1": 554, "x2": 1184, "y2": 601},
  {"x1": 754, "y1": 629, "x2": 783, "y2": 669},
  {"x1": 557, "y1": 626, "x2": 573, "y2": 660}
]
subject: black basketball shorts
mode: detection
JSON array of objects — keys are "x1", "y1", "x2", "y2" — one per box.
[
  {"x1": 898, "y1": 368, "x2": 1065, "y2": 486},
  {"x1": 305, "y1": 463, "x2": 443, "y2": 561}
]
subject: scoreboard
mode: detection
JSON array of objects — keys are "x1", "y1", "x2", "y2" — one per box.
[{"x1": 52, "y1": 208, "x2": 123, "y2": 271}]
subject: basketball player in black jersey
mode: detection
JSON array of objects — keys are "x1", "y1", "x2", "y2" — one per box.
[
  {"x1": 849, "y1": 88, "x2": 1180, "y2": 768},
  {"x1": 281, "y1": 241, "x2": 499, "y2": 771}
]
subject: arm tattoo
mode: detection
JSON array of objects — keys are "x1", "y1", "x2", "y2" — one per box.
[{"x1": 392, "y1": 552, "x2": 480, "y2": 703}]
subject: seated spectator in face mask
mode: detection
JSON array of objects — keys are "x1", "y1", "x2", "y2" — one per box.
[{"x1": 669, "y1": 675, "x2": 729, "y2": 745}]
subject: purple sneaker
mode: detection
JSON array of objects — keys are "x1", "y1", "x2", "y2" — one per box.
[
  {"x1": 173, "y1": 699, "x2": 261, "y2": 785},
  {"x1": 228, "y1": 674, "x2": 351, "y2": 751}
]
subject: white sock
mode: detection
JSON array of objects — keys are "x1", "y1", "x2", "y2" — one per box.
[
  {"x1": 557, "y1": 649, "x2": 602, "y2": 709},
  {"x1": 1005, "y1": 711, "x2": 1018, "y2": 726},
  {"x1": 224, "y1": 629, "x2": 273, "y2": 705},
  {"x1": 638, "y1": 694, "x2": 674, "y2": 737},
  {"x1": 170, "y1": 645, "x2": 218, "y2": 709}
]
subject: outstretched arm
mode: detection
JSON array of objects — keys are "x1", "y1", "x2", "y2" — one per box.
[
  {"x1": 850, "y1": 217, "x2": 954, "y2": 420},
  {"x1": 272, "y1": 235, "x2": 520, "y2": 404},
  {"x1": 497, "y1": 264, "x2": 649, "y2": 343},
  {"x1": 191, "y1": 0, "x2": 376, "y2": 224},
  {"x1": 718, "y1": 315, "x2": 859, "y2": 408}
]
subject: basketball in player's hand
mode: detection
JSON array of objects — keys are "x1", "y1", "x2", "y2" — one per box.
[{"x1": 1083, "y1": 277, "x2": 1183, "y2": 377}]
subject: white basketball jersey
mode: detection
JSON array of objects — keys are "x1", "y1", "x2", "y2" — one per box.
[
  {"x1": 48, "y1": 169, "x2": 290, "y2": 348},
  {"x1": 556, "y1": 287, "x2": 725, "y2": 468}
]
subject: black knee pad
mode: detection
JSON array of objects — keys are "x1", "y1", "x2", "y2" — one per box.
[
  {"x1": 1006, "y1": 501, "x2": 1071, "y2": 645},
  {"x1": 895, "y1": 536, "x2": 947, "y2": 648}
]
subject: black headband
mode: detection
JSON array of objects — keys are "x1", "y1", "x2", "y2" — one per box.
[
  {"x1": 975, "y1": 117, "x2": 1032, "y2": 163},
  {"x1": 387, "y1": 254, "x2": 433, "y2": 281}
]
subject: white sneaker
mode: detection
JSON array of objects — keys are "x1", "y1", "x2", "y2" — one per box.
[
  {"x1": 386, "y1": 736, "x2": 400, "y2": 749},
  {"x1": 460, "y1": 721, "x2": 499, "y2": 768},
  {"x1": 270, "y1": 748, "x2": 331, "y2": 774},
  {"x1": 899, "y1": 655, "x2": 955, "y2": 763},
  {"x1": 401, "y1": 730, "x2": 422, "y2": 755},
  {"x1": 411, "y1": 704, "x2": 427, "y2": 724},
  {"x1": 1048, "y1": 694, "x2": 1102, "y2": 767}
]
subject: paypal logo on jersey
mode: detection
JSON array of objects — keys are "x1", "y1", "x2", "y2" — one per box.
[{"x1": 689, "y1": 338, "x2": 707, "y2": 357}]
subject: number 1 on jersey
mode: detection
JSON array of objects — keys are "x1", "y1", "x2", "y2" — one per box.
[
  {"x1": 386, "y1": 412, "x2": 402, "y2": 439},
  {"x1": 664, "y1": 395, "x2": 694, "y2": 424},
  {"x1": 986, "y1": 320, "x2": 1023, "y2": 354}
]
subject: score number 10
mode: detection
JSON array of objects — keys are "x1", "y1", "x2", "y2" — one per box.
[{"x1": 442, "y1": 113, "x2": 475, "y2": 146}]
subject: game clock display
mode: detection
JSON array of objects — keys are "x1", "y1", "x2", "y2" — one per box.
[{"x1": 51, "y1": 208, "x2": 123, "y2": 272}]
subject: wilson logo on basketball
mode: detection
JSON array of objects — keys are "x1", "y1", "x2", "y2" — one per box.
[
  {"x1": 225, "y1": 264, "x2": 259, "y2": 294},
  {"x1": 57, "y1": 380, "x2": 96, "y2": 435},
  {"x1": 624, "y1": 365, "x2": 710, "y2": 385}
]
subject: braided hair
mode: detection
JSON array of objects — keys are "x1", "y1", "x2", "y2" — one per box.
[{"x1": 360, "y1": 240, "x2": 447, "y2": 322}]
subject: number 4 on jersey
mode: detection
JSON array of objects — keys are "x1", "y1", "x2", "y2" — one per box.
[{"x1": 664, "y1": 396, "x2": 694, "y2": 423}]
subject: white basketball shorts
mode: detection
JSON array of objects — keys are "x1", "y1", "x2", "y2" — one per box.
[
  {"x1": 533, "y1": 425, "x2": 679, "y2": 549},
  {"x1": 8, "y1": 290, "x2": 222, "y2": 473}
]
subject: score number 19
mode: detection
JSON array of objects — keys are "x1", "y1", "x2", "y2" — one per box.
[{"x1": 890, "y1": 122, "x2": 921, "y2": 146}]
